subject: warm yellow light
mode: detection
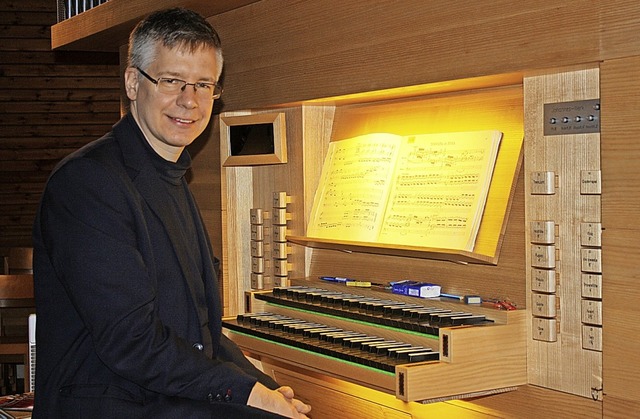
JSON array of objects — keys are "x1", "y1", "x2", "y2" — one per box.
[
  {"x1": 324, "y1": 81, "x2": 524, "y2": 260},
  {"x1": 304, "y1": 72, "x2": 523, "y2": 107}
]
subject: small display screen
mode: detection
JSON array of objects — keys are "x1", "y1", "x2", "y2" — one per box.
[{"x1": 229, "y1": 123, "x2": 275, "y2": 156}]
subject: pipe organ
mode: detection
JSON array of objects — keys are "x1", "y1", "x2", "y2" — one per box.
[{"x1": 219, "y1": 67, "x2": 602, "y2": 416}]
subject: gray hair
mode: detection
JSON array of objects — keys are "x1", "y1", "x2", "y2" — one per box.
[{"x1": 128, "y1": 8, "x2": 223, "y2": 78}]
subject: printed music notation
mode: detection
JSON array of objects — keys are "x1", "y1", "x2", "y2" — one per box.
[{"x1": 306, "y1": 131, "x2": 502, "y2": 251}]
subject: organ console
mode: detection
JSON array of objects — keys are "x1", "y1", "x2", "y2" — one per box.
[
  {"x1": 218, "y1": 81, "x2": 531, "y2": 413},
  {"x1": 224, "y1": 279, "x2": 527, "y2": 402}
]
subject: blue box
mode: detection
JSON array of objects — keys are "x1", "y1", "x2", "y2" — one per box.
[{"x1": 391, "y1": 280, "x2": 441, "y2": 298}]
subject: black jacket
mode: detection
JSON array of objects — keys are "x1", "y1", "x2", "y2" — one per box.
[{"x1": 32, "y1": 113, "x2": 281, "y2": 418}]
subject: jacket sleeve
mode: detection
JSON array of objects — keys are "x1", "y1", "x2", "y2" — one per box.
[
  {"x1": 218, "y1": 333, "x2": 280, "y2": 390},
  {"x1": 37, "y1": 157, "x2": 259, "y2": 404}
]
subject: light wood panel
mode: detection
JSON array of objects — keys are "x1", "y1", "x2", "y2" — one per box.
[
  {"x1": 220, "y1": 145, "x2": 254, "y2": 315},
  {"x1": 220, "y1": 107, "x2": 308, "y2": 314},
  {"x1": 524, "y1": 67, "x2": 602, "y2": 398},
  {"x1": 251, "y1": 356, "x2": 601, "y2": 419},
  {"x1": 397, "y1": 310, "x2": 527, "y2": 402},
  {"x1": 469, "y1": 384, "x2": 601, "y2": 419},
  {"x1": 207, "y1": 1, "x2": 639, "y2": 111},
  {"x1": 600, "y1": 55, "x2": 640, "y2": 413}
]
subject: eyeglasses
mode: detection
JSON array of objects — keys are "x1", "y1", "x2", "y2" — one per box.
[{"x1": 136, "y1": 67, "x2": 223, "y2": 100}]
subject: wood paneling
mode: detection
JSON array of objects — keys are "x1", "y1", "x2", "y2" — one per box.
[
  {"x1": 523, "y1": 67, "x2": 602, "y2": 398},
  {"x1": 220, "y1": 107, "x2": 307, "y2": 314},
  {"x1": 208, "y1": 0, "x2": 638, "y2": 111},
  {"x1": 0, "y1": 0, "x2": 120, "y2": 250},
  {"x1": 259, "y1": 361, "x2": 602, "y2": 419},
  {"x1": 600, "y1": 56, "x2": 640, "y2": 411}
]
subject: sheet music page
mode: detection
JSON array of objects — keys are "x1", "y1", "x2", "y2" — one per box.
[
  {"x1": 377, "y1": 130, "x2": 502, "y2": 251},
  {"x1": 306, "y1": 133, "x2": 402, "y2": 242}
]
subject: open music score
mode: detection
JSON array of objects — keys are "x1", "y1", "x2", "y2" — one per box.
[{"x1": 307, "y1": 131, "x2": 503, "y2": 251}]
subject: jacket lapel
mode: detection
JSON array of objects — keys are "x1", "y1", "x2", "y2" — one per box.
[{"x1": 113, "y1": 115, "x2": 218, "y2": 352}]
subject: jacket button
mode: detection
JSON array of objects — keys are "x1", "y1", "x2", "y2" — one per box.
[
  {"x1": 207, "y1": 392, "x2": 223, "y2": 403},
  {"x1": 193, "y1": 343, "x2": 204, "y2": 351}
]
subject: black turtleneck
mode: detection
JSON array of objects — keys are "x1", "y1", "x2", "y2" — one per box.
[{"x1": 144, "y1": 138, "x2": 204, "y2": 282}]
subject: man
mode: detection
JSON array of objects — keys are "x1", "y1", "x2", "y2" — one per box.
[{"x1": 32, "y1": 8, "x2": 311, "y2": 418}]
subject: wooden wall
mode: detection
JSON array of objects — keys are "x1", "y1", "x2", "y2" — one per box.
[
  {"x1": 210, "y1": 0, "x2": 640, "y2": 111},
  {"x1": 0, "y1": 0, "x2": 120, "y2": 253},
  {"x1": 600, "y1": 56, "x2": 640, "y2": 417}
]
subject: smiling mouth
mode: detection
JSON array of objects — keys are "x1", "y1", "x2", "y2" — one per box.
[{"x1": 172, "y1": 117, "x2": 196, "y2": 124}]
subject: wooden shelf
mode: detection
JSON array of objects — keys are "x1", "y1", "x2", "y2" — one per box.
[
  {"x1": 51, "y1": 0, "x2": 259, "y2": 51},
  {"x1": 287, "y1": 235, "x2": 497, "y2": 265}
]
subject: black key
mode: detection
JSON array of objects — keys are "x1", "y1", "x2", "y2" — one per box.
[
  {"x1": 449, "y1": 314, "x2": 487, "y2": 325},
  {"x1": 407, "y1": 350, "x2": 440, "y2": 363}
]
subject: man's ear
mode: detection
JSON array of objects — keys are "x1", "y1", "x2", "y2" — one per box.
[{"x1": 124, "y1": 67, "x2": 139, "y2": 101}]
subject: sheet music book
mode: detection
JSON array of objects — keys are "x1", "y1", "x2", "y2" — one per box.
[{"x1": 307, "y1": 130, "x2": 503, "y2": 252}]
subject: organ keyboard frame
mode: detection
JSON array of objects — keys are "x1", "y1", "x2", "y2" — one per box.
[{"x1": 223, "y1": 279, "x2": 527, "y2": 402}]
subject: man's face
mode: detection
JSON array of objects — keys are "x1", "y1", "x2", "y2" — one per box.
[{"x1": 125, "y1": 43, "x2": 220, "y2": 160}]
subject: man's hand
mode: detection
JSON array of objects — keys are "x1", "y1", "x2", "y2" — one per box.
[
  {"x1": 247, "y1": 382, "x2": 312, "y2": 418},
  {"x1": 276, "y1": 386, "x2": 312, "y2": 415}
]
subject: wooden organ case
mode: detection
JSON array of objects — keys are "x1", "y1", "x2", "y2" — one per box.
[{"x1": 219, "y1": 68, "x2": 602, "y2": 417}]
